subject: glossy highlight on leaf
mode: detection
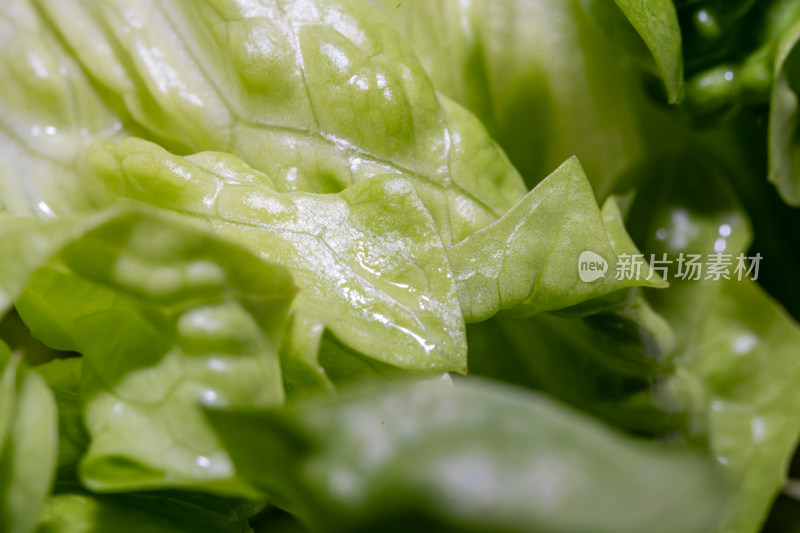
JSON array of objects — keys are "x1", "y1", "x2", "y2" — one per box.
[
  {"x1": 0, "y1": 0, "x2": 127, "y2": 217},
  {"x1": 33, "y1": 0, "x2": 526, "y2": 244},
  {"x1": 85, "y1": 137, "x2": 467, "y2": 375}
]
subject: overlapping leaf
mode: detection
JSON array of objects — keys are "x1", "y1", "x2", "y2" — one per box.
[
  {"x1": 626, "y1": 151, "x2": 800, "y2": 533},
  {"x1": 26, "y1": 0, "x2": 526, "y2": 244},
  {"x1": 0, "y1": 0, "x2": 127, "y2": 217},
  {"x1": 369, "y1": 0, "x2": 669, "y2": 195},
  {"x1": 86, "y1": 138, "x2": 467, "y2": 376},
  {"x1": 15, "y1": 209, "x2": 294, "y2": 495},
  {"x1": 447, "y1": 159, "x2": 666, "y2": 323}
]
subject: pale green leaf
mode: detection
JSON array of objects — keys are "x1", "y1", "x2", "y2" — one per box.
[
  {"x1": 0, "y1": 356, "x2": 59, "y2": 533},
  {"x1": 85, "y1": 138, "x2": 467, "y2": 375},
  {"x1": 0, "y1": 0, "x2": 127, "y2": 217},
  {"x1": 370, "y1": 0, "x2": 651, "y2": 196},
  {"x1": 16, "y1": 209, "x2": 293, "y2": 495},
  {"x1": 32, "y1": 0, "x2": 526, "y2": 244},
  {"x1": 447, "y1": 158, "x2": 666, "y2": 323}
]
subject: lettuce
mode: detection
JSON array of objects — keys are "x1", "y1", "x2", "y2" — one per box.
[
  {"x1": 205, "y1": 378, "x2": 731, "y2": 533},
  {"x1": 0, "y1": 350, "x2": 58, "y2": 533},
  {"x1": 370, "y1": 0, "x2": 660, "y2": 195},
  {"x1": 15, "y1": 209, "x2": 293, "y2": 495},
  {"x1": 35, "y1": 492, "x2": 254, "y2": 533},
  {"x1": 0, "y1": 1, "x2": 798, "y2": 532}
]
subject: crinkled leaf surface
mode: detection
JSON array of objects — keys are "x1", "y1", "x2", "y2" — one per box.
[
  {"x1": 0, "y1": 355, "x2": 59, "y2": 533},
  {"x1": 463, "y1": 201, "x2": 678, "y2": 434},
  {"x1": 15, "y1": 209, "x2": 294, "y2": 495},
  {"x1": 447, "y1": 158, "x2": 666, "y2": 323},
  {"x1": 0, "y1": 3, "x2": 786, "y2": 533},
  {"x1": 86, "y1": 138, "x2": 467, "y2": 375},
  {"x1": 206, "y1": 378, "x2": 731, "y2": 533},
  {"x1": 0, "y1": 0, "x2": 127, "y2": 217},
  {"x1": 32, "y1": 0, "x2": 526, "y2": 244}
]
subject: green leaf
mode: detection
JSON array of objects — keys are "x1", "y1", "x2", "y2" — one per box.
[
  {"x1": 624, "y1": 149, "x2": 800, "y2": 532},
  {"x1": 0, "y1": 0, "x2": 127, "y2": 217},
  {"x1": 669, "y1": 280, "x2": 800, "y2": 533},
  {"x1": 467, "y1": 288, "x2": 681, "y2": 434},
  {"x1": 206, "y1": 378, "x2": 731, "y2": 533},
  {"x1": 33, "y1": 359, "x2": 88, "y2": 477},
  {"x1": 769, "y1": 17, "x2": 800, "y2": 205},
  {"x1": 35, "y1": 492, "x2": 253, "y2": 533},
  {"x1": 86, "y1": 137, "x2": 467, "y2": 376},
  {"x1": 369, "y1": 0, "x2": 652, "y2": 196},
  {"x1": 15, "y1": 209, "x2": 294, "y2": 495},
  {"x1": 0, "y1": 209, "x2": 142, "y2": 318},
  {"x1": 611, "y1": 0, "x2": 684, "y2": 103},
  {"x1": 0, "y1": 355, "x2": 59, "y2": 533},
  {"x1": 447, "y1": 158, "x2": 666, "y2": 323},
  {"x1": 639, "y1": 240, "x2": 800, "y2": 532},
  {"x1": 0, "y1": 216, "x2": 78, "y2": 316}
]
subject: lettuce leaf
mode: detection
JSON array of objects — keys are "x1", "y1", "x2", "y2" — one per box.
[
  {"x1": 32, "y1": 359, "x2": 88, "y2": 478},
  {"x1": 28, "y1": 0, "x2": 527, "y2": 245},
  {"x1": 85, "y1": 138, "x2": 665, "y2": 379},
  {"x1": 667, "y1": 279, "x2": 800, "y2": 533},
  {"x1": 0, "y1": 354, "x2": 59, "y2": 533},
  {"x1": 625, "y1": 150, "x2": 800, "y2": 533},
  {"x1": 205, "y1": 378, "x2": 731, "y2": 533},
  {"x1": 609, "y1": 0, "x2": 684, "y2": 102},
  {"x1": 35, "y1": 492, "x2": 253, "y2": 533},
  {"x1": 1, "y1": 1, "x2": 794, "y2": 532},
  {"x1": 769, "y1": 14, "x2": 800, "y2": 205},
  {"x1": 85, "y1": 137, "x2": 467, "y2": 376},
  {"x1": 368, "y1": 0, "x2": 665, "y2": 195},
  {"x1": 0, "y1": 0, "x2": 127, "y2": 217},
  {"x1": 14, "y1": 209, "x2": 293, "y2": 495},
  {"x1": 448, "y1": 163, "x2": 666, "y2": 322}
]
